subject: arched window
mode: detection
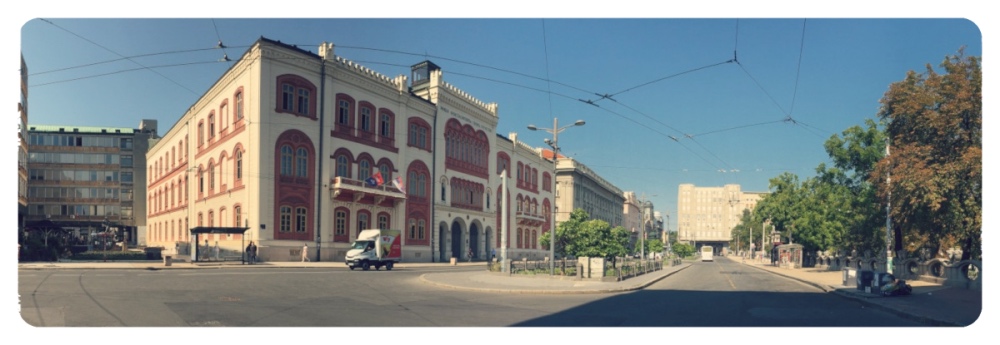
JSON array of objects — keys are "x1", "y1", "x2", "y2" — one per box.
[
  {"x1": 235, "y1": 90, "x2": 244, "y2": 120},
  {"x1": 359, "y1": 160, "x2": 371, "y2": 180},
  {"x1": 378, "y1": 213, "x2": 390, "y2": 230},
  {"x1": 280, "y1": 145, "x2": 293, "y2": 176},
  {"x1": 357, "y1": 211, "x2": 370, "y2": 235},
  {"x1": 296, "y1": 147, "x2": 308, "y2": 177},
  {"x1": 208, "y1": 112, "x2": 216, "y2": 139},
  {"x1": 276, "y1": 75, "x2": 317, "y2": 118},
  {"x1": 235, "y1": 149, "x2": 243, "y2": 181},
  {"x1": 379, "y1": 112, "x2": 392, "y2": 138},
  {"x1": 335, "y1": 209, "x2": 348, "y2": 235},
  {"x1": 336, "y1": 155, "x2": 350, "y2": 178},
  {"x1": 359, "y1": 106, "x2": 372, "y2": 133}
]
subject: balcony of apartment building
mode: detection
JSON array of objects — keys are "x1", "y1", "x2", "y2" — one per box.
[{"x1": 329, "y1": 176, "x2": 406, "y2": 206}]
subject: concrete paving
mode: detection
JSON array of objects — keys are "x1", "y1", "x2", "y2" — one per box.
[{"x1": 17, "y1": 256, "x2": 982, "y2": 326}]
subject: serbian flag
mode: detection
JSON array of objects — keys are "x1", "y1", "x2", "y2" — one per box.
[
  {"x1": 365, "y1": 171, "x2": 384, "y2": 187},
  {"x1": 392, "y1": 176, "x2": 405, "y2": 195}
]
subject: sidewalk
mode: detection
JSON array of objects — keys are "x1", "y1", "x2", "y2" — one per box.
[
  {"x1": 18, "y1": 257, "x2": 982, "y2": 326},
  {"x1": 740, "y1": 259, "x2": 982, "y2": 327}
]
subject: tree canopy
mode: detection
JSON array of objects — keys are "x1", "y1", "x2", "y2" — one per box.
[
  {"x1": 737, "y1": 49, "x2": 979, "y2": 261},
  {"x1": 872, "y1": 48, "x2": 981, "y2": 260}
]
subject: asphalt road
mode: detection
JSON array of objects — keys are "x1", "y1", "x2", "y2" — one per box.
[{"x1": 17, "y1": 258, "x2": 922, "y2": 327}]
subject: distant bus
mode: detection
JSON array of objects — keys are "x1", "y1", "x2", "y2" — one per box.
[{"x1": 701, "y1": 246, "x2": 714, "y2": 262}]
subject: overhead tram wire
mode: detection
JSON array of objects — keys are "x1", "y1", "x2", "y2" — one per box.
[
  {"x1": 337, "y1": 44, "x2": 597, "y2": 96},
  {"x1": 210, "y1": 18, "x2": 231, "y2": 62},
  {"x1": 31, "y1": 60, "x2": 224, "y2": 88},
  {"x1": 28, "y1": 46, "x2": 234, "y2": 77},
  {"x1": 40, "y1": 18, "x2": 201, "y2": 96}
]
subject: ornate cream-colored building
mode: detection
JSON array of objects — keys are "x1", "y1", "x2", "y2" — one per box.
[
  {"x1": 547, "y1": 153, "x2": 625, "y2": 228},
  {"x1": 676, "y1": 183, "x2": 765, "y2": 254},
  {"x1": 144, "y1": 37, "x2": 558, "y2": 262}
]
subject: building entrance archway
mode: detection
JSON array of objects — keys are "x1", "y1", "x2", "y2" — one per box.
[
  {"x1": 469, "y1": 223, "x2": 479, "y2": 258},
  {"x1": 450, "y1": 222, "x2": 463, "y2": 260}
]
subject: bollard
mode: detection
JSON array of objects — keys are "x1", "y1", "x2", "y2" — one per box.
[{"x1": 163, "y1": 255, "x2": 172, "y2": 267}]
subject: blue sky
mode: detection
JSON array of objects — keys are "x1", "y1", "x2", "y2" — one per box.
[
  {"x1": 12, "y1": 15, "x2": 984, "y2": 232},
  {"x1": 4, "y1": 1, "x2": 994, "y2": 339}
]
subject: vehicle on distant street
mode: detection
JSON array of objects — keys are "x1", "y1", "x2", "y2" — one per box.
[{"x1": 701, "y1": 245, "x2": 714, "y2": 262}]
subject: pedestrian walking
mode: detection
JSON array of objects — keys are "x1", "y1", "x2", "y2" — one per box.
[
  {"x1": 246, "y1": 242, "x2": 253, "y2": 264},
  {"x1": 249, "y1": 242, "x2": 257, "y2": 264},
  {"x1": 213, "y1": 241, "x2": 220, "y2": 261},
  {"x1": 301, "y1": 243, "x2": 310, "y2": 262},
  {"x1": 467, "y1": 247, "x2": 473, "y2": 262},
  {"x1": 491, "y1": 248, "x2": 496, "y2": 261}
]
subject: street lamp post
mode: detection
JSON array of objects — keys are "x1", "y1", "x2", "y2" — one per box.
[{"x1": 528, "y1": 117, "x2": 585, "y2": 276}]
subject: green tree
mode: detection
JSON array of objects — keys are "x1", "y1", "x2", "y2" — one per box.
[
  {"x1": 873, "y1": 48, "x2": 982, "y2": 260},
  {"x1": 646, "y1": 239, "x2": 665, "y2": 254},
  {"x1": 540, "y1": 208, "x2": 590, "y2": 258},
  {"x1": 672, "y1": 242, "x2": 695, "y2": 259},
  {"x1": 540, "y1": 208, "x2": 631, "y2": 262},
  {"x1": 819, "y1": 119, "x2": 888, "y2": 254}
]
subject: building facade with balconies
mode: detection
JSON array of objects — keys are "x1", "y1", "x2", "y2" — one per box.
[{"x1": 145, "y1": 37, "x2": 544, "y2": 263}]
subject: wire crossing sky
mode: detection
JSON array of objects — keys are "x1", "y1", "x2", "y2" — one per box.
[{"x1": 11, "y1": 15, "x2": 986, "y2": 236}]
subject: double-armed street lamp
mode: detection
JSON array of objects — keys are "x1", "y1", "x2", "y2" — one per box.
[{"x1": 528, "y1": 118, "x2": 585, "y2": 276}]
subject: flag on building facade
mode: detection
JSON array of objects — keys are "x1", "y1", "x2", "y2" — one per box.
[
  {"x1": 392, "y1": 176, "x2": 405, "y2": 195},
  {"x1": 365, "y1": 171, "x2": 384, "y2": 187}
]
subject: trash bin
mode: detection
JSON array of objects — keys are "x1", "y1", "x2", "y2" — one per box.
[
  {"x1": 163, "y1": 255, "x2": 172, "y2": 267},
  {"x1": 842, "y1": 267, "x2": 857, "y2": 287},
  {"x1": 871, "y1": 272, "x2": 895, "y2": 293},
  {"x1": 856, "y1": 270, "x2": 874, "y2": 291},
  {"x1": 450, "y1": 257, "x2": 457, "y2": 265}
]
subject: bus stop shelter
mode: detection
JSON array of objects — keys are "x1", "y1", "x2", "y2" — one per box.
[
  {"x1": 189, "y1": 226, "x2": 250, "y2": 264},
  {"x1": 776, "y1": 243, "x2": 804, "y2": 269}
]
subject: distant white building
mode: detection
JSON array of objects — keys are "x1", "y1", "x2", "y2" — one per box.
[{"x1": 676, "y1": 183, "x2": 765, "y2": 253}]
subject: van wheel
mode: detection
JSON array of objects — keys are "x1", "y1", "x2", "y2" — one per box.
[
  {"x1": 361, "y1": 261, "x2": 370, "y2": 271},
  {"x1": 386, "y1": 262, "x2": 394, "y2": 271}
]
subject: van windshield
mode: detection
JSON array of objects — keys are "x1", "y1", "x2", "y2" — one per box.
[{"x1": 351, "y1": 241, "x2": 373, "y2": 250}]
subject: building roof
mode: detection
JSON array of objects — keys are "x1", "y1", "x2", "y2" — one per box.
[{"x1": 28, "y1": 124, "x2": 138, "y2": 134}]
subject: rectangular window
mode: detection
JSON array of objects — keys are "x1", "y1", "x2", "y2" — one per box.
[
  {"x1": 120, "y1": 172, "x2": 133, "y2": 183},
  {"x1": 295, "y1": 207, "x2": 307, "y2": 233},
  {"x1": 120, "y1": 155, "x2": 133, "y2": 167},
  {"x1": 208, "y1": 115, "x2": 215, "y2": 138},
  {"x1": 235, "y1": 92, "x2": 244, "y2": 120},
  {"x1": 282, "y1": 84, "x2": 295, "y2": 111},
  {"x1": 360, "y1": 107, "x2": 371, "y2": 132},
  {"x1": 297, "y1": 89, "x2": 310, "y2": 115},
  {"x1": 338, "y1": 100, "x2": 350, "y2": 125},
  {"x1": 280, "y1": 206, "x2": 292, "y2": 232},
  {"x1": 335, "y1": 210, "x2": 347, "y2": 235}
]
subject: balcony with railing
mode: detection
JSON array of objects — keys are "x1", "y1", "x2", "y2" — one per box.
[
  {"x1": 516, "y1": 210, "x2": 546, "y2": 227},
  {"x1": 330, "y1": 176, "x2": 406, "y2": 206}
]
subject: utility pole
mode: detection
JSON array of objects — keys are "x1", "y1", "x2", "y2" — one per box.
[
  {"x1": 500, "y1": 169, "x2": 508, "y2": 273},
  {"x1": 886, "y1": 138, "x2": 893, "y2": 274}
]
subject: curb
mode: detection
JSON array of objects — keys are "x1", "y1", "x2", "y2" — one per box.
[
  {"x1": 417, "y1": 263, "x2": 692, "y2": 295},
  {"x1": 745, "y1": 263, "x2": 961, "y2": 327}
]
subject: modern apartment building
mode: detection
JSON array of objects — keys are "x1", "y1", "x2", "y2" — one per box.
[
  {"x1": 18, "y1": 55, "x2": 29, "y2": 232},
  {"x1": 144, "y1": 37, "x2": 569, "y2": 262},
  {"x1": 676, "y1": 183, "x2": 766, "y2": 254},
  {"x1": 25, "y1": 120, "x2": 157, "y2": 247}
]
